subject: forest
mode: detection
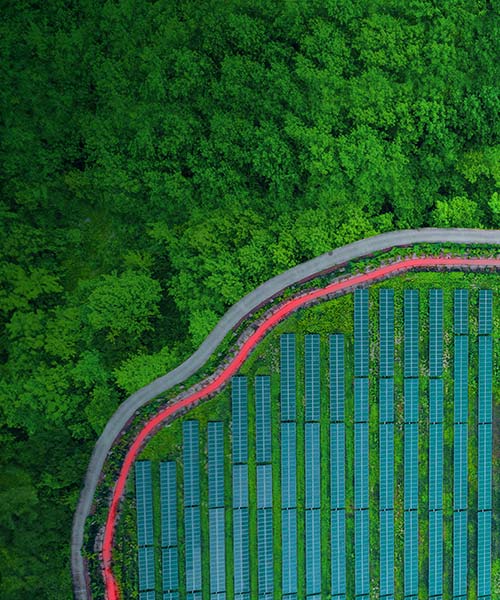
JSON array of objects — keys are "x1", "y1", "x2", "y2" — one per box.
[{"x1": 0, "y1": 0, "x2": 498, "y2": 597}]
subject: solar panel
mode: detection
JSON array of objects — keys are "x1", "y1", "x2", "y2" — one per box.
[
  {"x1": 209, "y1": 507, "x2": 226, "y2": 595},
  {"x1": 478, "y1": 424, "x2": 492, "y2": 510},
  {"x1": 454, "y1": 289, "x2": 469, "y2": 335},
  {"x1": 404, "y1": 289, "x2": 419, "y2": 378},
  {"x1": 255, "y1": 375, "x2": 272, "y2": 463},
  {"x1": 478, "y1": 289, "x2": 493, "y2": 334},
  {"x1": 135, "y1": 461, "x2": 154, "y2": 547},
  {"x1": 379, "y1": 424, "x2": 394, "y2": 510},
  {"x1": 454, "y1": 335, "x2": 468, "y2": 423},
  {"x1": 233, "y1": 507, "x2": 250, "y2": 594},
  {"x1": 330, "y1": 334, "x2": 345, "y2": 422},
  {"x1": 281, "y1": 422, "x2": 297, "y2": 509},
  {"x1": 379, "y1": 378, "x2": 394, "y2": 424},
  {"x1": 404, "y1": 378, "x2": 419, "y2": 423},
  {"x1": 183, "y1": 421, "x2": 200, "y2": 508},
  {"x1": 354, "y1": 509, "x2": 369, "y2": 596},
  {"x1": 330, "y1": 423, "x2": 345, "y2": 510},
  {"x1": 232, "y1": 377, "x2": 248, "y2": 464},
  {"x1": 477, "y1": 510, "x2": 492, "y2": 597},
  {"x1": 428, "y1": 510, "x2": 443, "y2": 596},
  {"x1": 404, "y1": 424, "x2": 418, "y2": 510},
  {"x1": 140, "y1": 592, "x2": 157, "y2": 600},
  {"x1": 429, "y1": 423, "x2": 443, "y2": 510},
  {"x1": 162, "y1": 592, "x2": 179, "y2": 600},
  {"x1": 379, "y1": 289, "x2": 394, "y2": 377},
  {"x1": 162, "y1": 546, "x2": 179, "y2": 592},
  {"x1": 453, "y1": 510, "x2": 467, "y2": 597},
  {"x1": 184, "y1": 506, "x2": 202, "y2": 592},
  {"x1": 429, "y1": 377, "x2": 444, "y2": 424},
  {"x1": 354, "y1": 423, "x2": 369, "y2": 509},
  {"x1": 404, "y1": 510, "x2": 418, "y2": 597},
  {"x1": 160, "y1": 462, "x2": 177, "y2": 548},
  {"x1": 186, "y1": 593, "x2": 203, "y2": 600},
  {"x1": 280, "y1": 334, "x2": 296, "y2": 421},
  {"x1": 478, "y1": 335, "x2": 492, "y2": 424},
  {"x1": 429, "y1": 289, "x2": 443, "y2": 377},
  {"x1": 281, "y1": 508, "x2": 297, "y2": 594},
  {"x1": 354, "y1": 377, "x2": 369, "y2": 423},
  {"x1": 379, "y1": 509, "x2": 394, "y2": 596},
  {"x1": 138, "y1": 546, "x2": 155, "y2": 591},
  {"x1": 331, "y1": 509, "x2": 346, "y2": 595},
  {"x1": 453, "y1": 423, "x2": 468, "y2": 510},
  {"x1": 354, "y1": 289, "x2": 369, "y2": 377},
  {"x1": 305, "y1": 509, "x2": 321, "y2": 595},
  {"x1": 305, "y1": 334, "x2": 321, "y2": 422},
  {"x1": 208, "y1": 422, "x2": 225, "y2": 509},
  {"x1": 232, "y1": 464, "x2": 249, "y2": 509},
  {"x1": 257, "y1": 464, "x2": 273, "y2": 509},
  {"x1": 257, "y1": 508, "x2": 273, "y2": 595},
  {"x1": 305, "y1": 422, "x2": 321, "y2": 509}
]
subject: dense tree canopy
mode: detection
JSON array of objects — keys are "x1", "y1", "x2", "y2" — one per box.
[{"x1": 0, "y1": 0, "x2": 498, "y2": 596}]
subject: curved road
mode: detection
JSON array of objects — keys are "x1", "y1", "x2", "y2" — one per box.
[{"x1": 72, "y1": 228, "x2": 500, "y2": 599}]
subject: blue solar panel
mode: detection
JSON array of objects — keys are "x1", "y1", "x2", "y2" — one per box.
[
  {"x1": 404, "y1": 424, "x2": 418, "y2": 510},
  {"x1": 379, "y1": 424, "x2": 394, "y2": 510},
  {"x1": 209, "y1": 507, "x2": 226, "y2": 595},
  {"x1": 138, "y1": 546, "x2": 155, "y2": 591},
  {"x1": 255, "y1": 375, "x2": 271, "y2": 463},
  {"x1": 305, "y1": 423, "x2": 320, "y2": 509},
  {"x1": 280, "y1": 334, "x2": 296, "y2": 421},
  {"x1": 162, "y1": 592, "x2": 179, "y2": 600},
  {"x1": 162, "y1": 546, "x2": 179, "y2": 593},
  {"x1": 257, "y1": 508, "x2": 273, "y2": 595},
  {"x1": 305, "y1": 334, "x2": 321, "y2": 422},
  {"x1": 186, "y1": 592, "x2": 203, "y2": 600},
  {"x1": 330, "y1": 334, "x2": 345, "y2": 422},
  {"x1": 305, "y1": 509, "x2": 321, "y2": 595},
  {"x1": 355, "y1": 509, "x2": 369, "y2": 596},
  {"x1": 140, "y1": 592, "x2": 157, "y2": 600},
  {"x1": 478, "y1": 289, "x2": 493, "y2": 334},
  {"x1": 453, "y1": 423, "x2": 468, "y2": 510},
  {"x1": 160, "y1": 462, "x2": 177, "y2": 548},
  {"x1": 208, "y1": 422, "x2": 225, "y2": 509},
  {"x1": 453, "y1": 510, "x2": 467, "y2": 597},
  {"x1": 354, "y1": 423, "x2": 369, "y2": 509},
  {"x1": 429, "y1": 377, "x2": 444, "y2": 424},
  {"x1": 429, "y1": 289, "x2": 443, "y2": 377},
  {"x1": 429, "y1": 510, "x2": 443, "y2": 596},
  {"x1": 404, "y1": 378, "x2": 419, "y2": 423},
  {"x1": 379, "y1": 377, "x2": 394, "y2": 424},
  {"x1": 478, "y1": 335, "x2": 492, "y2": 424},
  {"x1": 184, "y1": 506, "x2": 202, "y2": 592},
  {"x1": 331, "y1": 509, "x2": 346, "y2": 595},
  {"x1": 354, "y1": 289, "x2": 369, "y2": 377},
  {"x1": 281, "y1": 508, "x2": 297, "y2": 594},
  {"x1": 477, "y1": 510, "x2": 492, "y2": 597},
  {"x1": 454, "y1": 289, "x2": 469, "y2": 335},
  {"x1": 380, "y1": 509, "x2": 394, "y2": 596},
  {"x1": 232, "y1": 464, "x2": 249, "y2": 509},
  {"x1": 379, "y1": 289, "x2": 394, "y2": 377},
  {"x1": 354, "y1": 377, "x2": 369, "y2": 423},
  {"x1": 404, "y1": 290, "x2": 419, "y2": 378},
  {"x1": 478, "y1": 424, "x2": 492, "y2": 510},
  {"x1": 135, "y1": 461, "x2": 154, "y2": 547},
  {"x1": 233, "y1": 507, "x2": 250, "y2": 594},
  {"x1": 257, "y1": 464, "x2": 273, "y2": 509},
  {"x1": 454, "y1": 335, "x2": 468, "y2": 423},
  {"x1": 183, "y1": 421, "x2": 200, "y2": 508},
  {"x1": 404, "y1": 510, "x2": 418, "y2": 597},
  {"x1": 330, "y1": 423, "x2": 345, "y2": 510},
  {"x1": 281, "y1": 422, "x2": 297, "y2": 509},
  {"x1": 429, "y1": 424, "x2": 443, "y2": 510},
  {"x1": 232, "y1": 377, "x2": 248, "y2": 464}
]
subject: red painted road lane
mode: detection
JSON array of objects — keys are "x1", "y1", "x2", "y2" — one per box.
[{"x1": 101, "y1": 256, "x2": 499, "y2": 599}]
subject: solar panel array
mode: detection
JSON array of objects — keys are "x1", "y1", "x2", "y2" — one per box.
[
  {"x1": 428, "y1": 290, "x2": 444, "y2": 598},
  {"x1": 208, "y1": 422, "x2": 226, "y2": 599},
  {"x1": 354, "y1": 289, "x2": 369, "y2": 377},
  {"x1": 232, "y1": 377, "x2": 250, "y2": 599},
  {"x1": 477, "y1": 290, "x2": 492, "y2": 600},
  {"x1": 160, "y1": 462, "x2": 179, "y2": 597},
  {"x1": 135, "y1": 461, "x2": 155, "y2": 594},
  {"x1": 183, "y1": 421, "x2": 202, "y2": 596},
  {"x1": 453, "y1": 290, "x2": 468, "y2": 598},
  {"x1": 330, "y1": 334, "x2": 345, "y2": 422},
  {"x1": 280, "y1": 333, "x2": 296, "y2": 421},
  {"x1": 379, "y1": 289, "x2": 394, "y2": 376},
  {"x1": 305, "y1": 334, "x2": 321, "y2": 421},
  {"x1": 255, "y1": 376, "x2": 271, "y2": 464}
]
